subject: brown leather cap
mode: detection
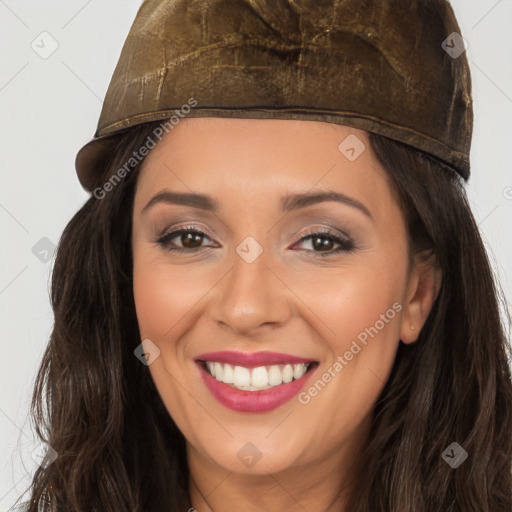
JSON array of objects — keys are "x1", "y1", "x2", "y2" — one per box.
[{"x1": 75, "y1": 0, "x2": 473, "y2": 192}]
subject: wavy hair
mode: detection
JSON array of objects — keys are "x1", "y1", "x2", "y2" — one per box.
[{"x1": 19, "y1": 120, "x2": 512, "y2": 511}]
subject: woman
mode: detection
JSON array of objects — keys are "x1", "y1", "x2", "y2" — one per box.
[{"x1": 19, "y1": 0, "x2": 512, "y2": 511}]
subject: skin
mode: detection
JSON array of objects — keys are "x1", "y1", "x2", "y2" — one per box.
[{"x1": 131, "y1": 118, "x2": 441, "y2": 511}]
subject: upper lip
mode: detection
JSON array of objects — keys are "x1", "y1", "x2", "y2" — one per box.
[{"x1": 195, "y1": 351, "x2": 317, "y2": 367}]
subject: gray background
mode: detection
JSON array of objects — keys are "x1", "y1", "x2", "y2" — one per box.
[{"x1": 1, "y1": 1, "x2": 511, "y2": 509}]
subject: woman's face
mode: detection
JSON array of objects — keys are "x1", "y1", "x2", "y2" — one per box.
[{"x1": 131, "y1": 118, "x2": 433, "y2": 480}]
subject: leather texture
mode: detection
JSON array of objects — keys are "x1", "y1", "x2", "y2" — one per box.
[{"x1": 75, "y1": 0, "x2": 473, "y2": 191}]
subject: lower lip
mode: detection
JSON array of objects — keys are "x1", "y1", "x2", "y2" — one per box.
[{"x1": 196, "y1": 361, "x2": 318, "y2": 413}]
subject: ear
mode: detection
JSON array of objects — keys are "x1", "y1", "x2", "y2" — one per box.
[{"x1": 399, "y1": 252, "x2": 442, "y2": 344}]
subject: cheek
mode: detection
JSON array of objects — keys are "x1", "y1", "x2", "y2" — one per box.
[
  {"x1": 336, "y1": 265, "x2": 403, "y2": 340},
  {"x1": 297, "y1": 254, "x2": 407, "y2": 409},
  {"x1": 297, "y1": 256, "x2": 405, "y2": 348},
  {"x1": 291, "y1": 261, "x2": 406, "y2": 441},
  {"x1": 133, "y1": 263, "x2": 175, "y2": 339},
  {"x1": 132, "y1": 252, "x2": 202, "y2": 341},
  {"x1": 132, "y1": 256, "x2": 202, "y2": 427}
]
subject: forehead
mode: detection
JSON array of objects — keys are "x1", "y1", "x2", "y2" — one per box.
[{"x1": 133, "y1": 117, "x2": 395, "y2": 218}]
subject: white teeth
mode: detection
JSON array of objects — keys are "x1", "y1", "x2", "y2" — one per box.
[
  {"x1": 251, "y1": 366, "x2": 269, "y2": 388},
  {"x1": 233, "y1": 366, "x2": 251, "y2": 387},
  {"x1": 268, "y1": 365, "x2": 283, "y2": 386},
  {"x1": 222, "y1": 363, "x2": 234, "y2": 383},
  {"x1": 293, "y1": 363, "x2": 306, "y2": 380},
  {"x1": 283, "y1": 364, "x2": 294, "y2": 383},
  {"x1": 214, "y1": 362, "x2": 223, "y2": 382},
  {"x1": 204, "y1": 361, "x2": 311, "y2": 391}
]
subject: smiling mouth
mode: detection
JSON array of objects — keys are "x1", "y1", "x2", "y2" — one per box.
[{"x1": 197, "y1": 360, "x2": 319, "y2": 391}]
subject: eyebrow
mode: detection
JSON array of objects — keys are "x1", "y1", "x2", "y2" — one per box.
[{"x1": 141, "y1": 190, "x2": 372, "y2": 220}]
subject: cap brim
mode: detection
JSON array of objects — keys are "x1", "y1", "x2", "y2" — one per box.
[{"x1": 75, "y1": 133, "x2": 121, "y2": 193}]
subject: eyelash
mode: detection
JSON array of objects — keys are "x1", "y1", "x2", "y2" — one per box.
[{"x1": 155, "y1": 226, "x2": 356, "y2": 258}]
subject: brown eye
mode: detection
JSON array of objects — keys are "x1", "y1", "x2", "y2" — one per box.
[
  {"x1": 295, "y1": 231, "x2": 356, "y2": 257},
  {"x1": 156, "y1": 228, "x2": 214, "y2": 253},
  {"x1": 155, "y1": 227, "x2": 356, "y2": 257},
  {"x1": 310, "y1": 235, "x2": 337, "y2": 251},
  {"x1": 179, "y1": 231, "x2": 204, "y2": 249}
]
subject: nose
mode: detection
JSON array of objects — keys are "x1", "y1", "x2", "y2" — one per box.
[{"x1": 211, "y1": 246, "x2": 292, "y2": 336}]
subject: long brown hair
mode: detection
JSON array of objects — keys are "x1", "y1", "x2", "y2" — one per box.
[{"x1": 19, "y1": 120, "x2": 512, "y2": 511}]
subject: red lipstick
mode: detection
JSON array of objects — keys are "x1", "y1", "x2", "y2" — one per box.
[
  {"x1": 195, "y1": 351, "x2": 318, "y2": 413},
  {"x1": 195, "y1": 350, "x2": 314, "y2": 368}
]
